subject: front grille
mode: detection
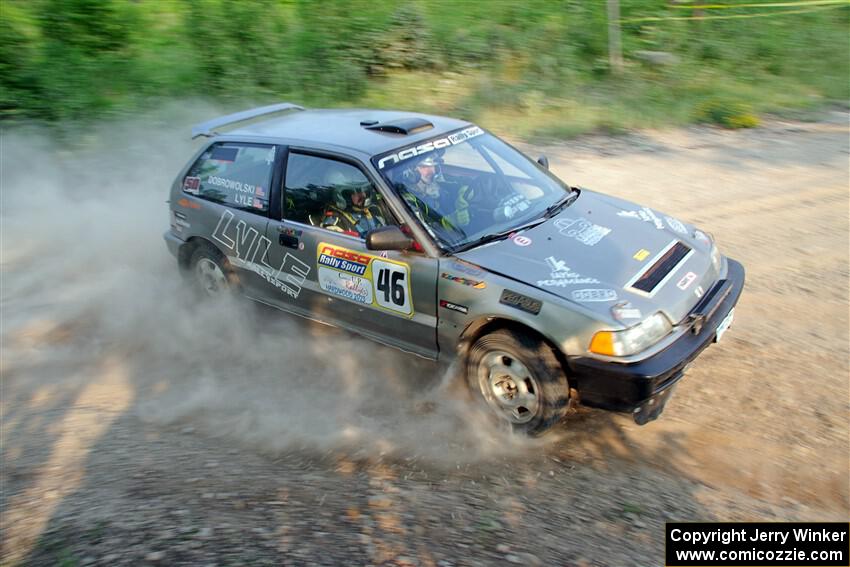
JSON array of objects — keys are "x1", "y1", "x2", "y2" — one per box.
[{"x1": 631, "y1": 242, "x2": 691, "y2": 293}]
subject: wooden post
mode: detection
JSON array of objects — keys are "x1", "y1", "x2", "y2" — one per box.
[{"x1": 607, "y1": 0, "x2": 623, "y2": 75}]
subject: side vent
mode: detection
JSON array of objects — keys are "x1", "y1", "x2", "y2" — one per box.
[
  {"x1": 363, "y1": 117, "x2": 434, "y2": 135},
  {"x1": 629, "y1": 241, "x2": 692, "y2": 295}
]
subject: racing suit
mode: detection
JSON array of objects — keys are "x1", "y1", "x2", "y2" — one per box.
[
  {"x1": 320, "y1": 204, "x2": 385, "y2": 238},
  {"x1": 406, "y1": 179, "x2": 473, "y2": 233}
]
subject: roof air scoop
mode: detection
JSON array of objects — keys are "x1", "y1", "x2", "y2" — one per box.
[{"x1": 363, "y1": 117, "x2": 434, "y2": 135}]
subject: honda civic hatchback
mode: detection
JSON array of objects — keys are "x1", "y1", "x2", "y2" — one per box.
[{"x1": 164, "y1": 103, "x2": 745, "y2": 435}]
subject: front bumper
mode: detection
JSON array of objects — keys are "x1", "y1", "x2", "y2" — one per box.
[
  {"x1": 567, "y1": 258, "x2": 745, "y2": 424},
  {"x1": 163, "y1": 230, "x2": 183, "y2": 259}
]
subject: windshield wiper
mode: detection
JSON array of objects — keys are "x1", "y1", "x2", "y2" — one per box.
[
  {"x1": 542, "y1": 187, "x2": 580, "y2": 219},
  {"x1": 451, "y1": 231, "x2": 514, "y2": 254},
  {"x1": 449, "y1": 189, "x2": 579, "y2": 254},
  {"x1": 450, "y1": 219, "x2": 546, "y2": 254}
]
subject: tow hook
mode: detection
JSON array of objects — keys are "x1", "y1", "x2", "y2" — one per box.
[{"x1": 632, "y1": 385, "x2": 677, "y2": 425}]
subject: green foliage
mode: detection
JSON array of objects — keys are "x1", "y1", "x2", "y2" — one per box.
[
  {"x1": 0, "y1": 0, "x2": 847, "y2": 136},
  {"x1": 696, "y1": 100, "x2": 761, "y2": 129}
]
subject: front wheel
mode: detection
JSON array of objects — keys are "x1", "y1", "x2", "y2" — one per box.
[{"x1": 467, "y1": 329, "x2": 570, "y2": 436}]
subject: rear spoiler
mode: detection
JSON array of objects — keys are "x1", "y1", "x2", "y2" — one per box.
[{"x1": 191, "y1": 102, "x2": 304, "y2": 139}]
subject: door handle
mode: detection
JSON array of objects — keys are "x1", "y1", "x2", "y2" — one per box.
[{"x1": 279, "y1": 233, "x2": 299, "y2": 249}]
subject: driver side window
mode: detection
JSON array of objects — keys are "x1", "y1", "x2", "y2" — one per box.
[{"x1": 284, "y1": 153, "x2": 393, "y2": 239}]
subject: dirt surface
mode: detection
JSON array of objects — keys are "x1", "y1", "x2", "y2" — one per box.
[{"x1": 2, "y1": 111, "x2": 848, "y2": 566}]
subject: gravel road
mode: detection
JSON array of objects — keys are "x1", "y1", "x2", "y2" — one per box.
[{"x1": 2, "y1": 110, "x2": 848, "y2": 566}]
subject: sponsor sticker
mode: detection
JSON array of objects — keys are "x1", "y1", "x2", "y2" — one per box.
[
  {"x1": 318, "y1": 268, "x2": 373, "y2": 304},
  {"x1": 317, "y1": 243, "x2": 413, "y2": 316},
  {"x1": 676, "y1": 271, "x2": 697, "y2": 290},
  {"x1": 439, "y1": 299, "x2": 469, "y2": 315},
  {"x1": 440, "y1": 272, "x2": 486, "y2": 289},
  {"x1": 449, "y1": 260, "x2": 483, "y2": 276},
  {"x1": 499, "y1": 289, "x2": 542, "y2": 315},
  {"x1": 571, "y1": 288, "x2": 618, "y2": 302},
  {"x1": 537, "y1": 256, "x2": 600, "y2": 287},
  {"x1": 633, "y1": 248, "x2": 650, "y2": 261},
  {"x1": 500, "y1": 194, "x2": 531, "y2": 219},
  {"x1": 612, "y1": 302, "x2": 642, "y2": 321},
  {"x1": 665, "y1": 216, "x2": 688, "y2": 235},
  {"x1": 617, "y1": 207, "x2": 664, "y2": 230},
  {"x1": 376, "y1": 126, "x2": 484, "y2": 170},
  {"x1": 554, "y1": 217, "x2": 611, "y2": 246},
  {"x1": 318, "y1": 245, "x2": 371, "y2": 276},
  {"x1": 512, "y1": 235, "x2": 532, "y2": 247}
]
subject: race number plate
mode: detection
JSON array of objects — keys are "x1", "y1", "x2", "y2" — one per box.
[{"x1": 714, "y1": 308, "x2": 734, "y2": 343}]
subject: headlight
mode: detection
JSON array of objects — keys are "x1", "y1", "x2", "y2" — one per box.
[{"x1": 589, "y1": 312, "x2": 673, "y2": 357}]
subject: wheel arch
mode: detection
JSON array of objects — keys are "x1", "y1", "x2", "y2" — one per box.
[
  {"x1": 459, "y1": 316, "x2": 571, "y2": 385},
  {"x1": 177, "y1": 236, "x2": 225, "y2": 271}
]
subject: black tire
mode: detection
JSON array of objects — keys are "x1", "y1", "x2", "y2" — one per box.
[
  {"x1": 467, "y1": 329, "x2": 570, "y2": 436},
  {"x1": 188, "y1": 243, "x2": 237, "y2": 298}
]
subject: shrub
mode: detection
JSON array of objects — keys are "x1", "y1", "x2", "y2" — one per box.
[{"x1": 695, "y1": 100, "x2": 760, "y2": 129}]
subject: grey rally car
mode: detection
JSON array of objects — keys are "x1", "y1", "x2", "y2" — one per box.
[{"x1": 164, "y1": 102, "x2": 745, "y2": 435}]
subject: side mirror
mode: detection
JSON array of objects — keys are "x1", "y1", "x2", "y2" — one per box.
[
  {"x1": 537, "y1": 155, "x2": 549, "y2": 169},
  {"x1": 365, "y1": 226, "x2": 413, "y2": 251}
]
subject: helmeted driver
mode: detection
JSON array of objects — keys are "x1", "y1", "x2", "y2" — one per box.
[{"x1": 403, "y1": 155, "x2": 473, "y2": 232}]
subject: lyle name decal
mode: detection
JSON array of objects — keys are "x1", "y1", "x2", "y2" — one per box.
[{"x1": 212, "y1": 210, "x2": 309, "y2": 299}]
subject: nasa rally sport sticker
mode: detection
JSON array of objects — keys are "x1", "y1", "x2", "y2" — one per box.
[{"x1": 317, "y1": 243, "x2": 413, "y2": 316}]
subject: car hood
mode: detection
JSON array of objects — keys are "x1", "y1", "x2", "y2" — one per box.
[{"x1": 454, "y1": 189, "x2": 720, "y2": 325}]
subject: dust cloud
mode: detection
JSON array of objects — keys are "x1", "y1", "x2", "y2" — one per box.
[{"x1": 0, "y1": 105, "x2": 542, "y2": 464}]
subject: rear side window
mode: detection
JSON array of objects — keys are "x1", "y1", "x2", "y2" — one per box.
[
  {"x1": 283, "y1": 153, "x2": 392, "y2": 238},
  {"x1": 183, "y1": 143, "x2": 276, "y2": 214}
]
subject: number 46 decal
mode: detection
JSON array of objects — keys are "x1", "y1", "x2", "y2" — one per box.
[{"x1": 372, "y1": 259, "x2": 412, "y2": 316}]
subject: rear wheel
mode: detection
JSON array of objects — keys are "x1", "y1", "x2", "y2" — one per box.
[
  {"x1": 467, "y1": 329, "x2": 570, "y2": 435},
  {"x1": 189, "y1": 245, "x2": 235, "y2": 298}
]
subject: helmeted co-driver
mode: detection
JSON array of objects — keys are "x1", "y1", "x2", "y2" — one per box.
[{"x1": 320, "y1": 170, "x2": 386, "y2": 238}]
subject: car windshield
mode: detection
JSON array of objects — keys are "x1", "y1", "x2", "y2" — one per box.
[{"x1": 373, "y1": 127, "x2": 575, "y2": 251}]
